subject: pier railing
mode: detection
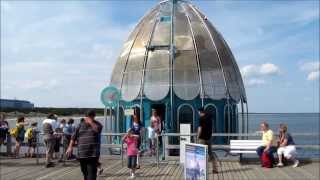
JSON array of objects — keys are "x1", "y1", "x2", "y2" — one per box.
[{"x1": 1, "y1": 132, "x2": 319, "y2": 167}]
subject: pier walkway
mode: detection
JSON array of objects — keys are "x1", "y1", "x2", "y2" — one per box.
[{"x1": 1, "y1": 156, "x2": 319, "y2": 180}]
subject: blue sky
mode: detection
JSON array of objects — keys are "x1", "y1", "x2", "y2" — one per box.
[{"x1": 1, "y1": 0, "x2": 319, "y2": 113}]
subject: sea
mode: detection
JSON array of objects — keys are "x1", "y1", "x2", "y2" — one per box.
[{"x1": 2, "y1": 113, "x2": 320, "y2": 158}]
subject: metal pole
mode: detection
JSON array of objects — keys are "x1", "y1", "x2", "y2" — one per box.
[
  {"x1": 6, "y1": 134, "x2": 12, "y2": 155},
  {"x1": 36, "y1": 132, "x2": 39, "y2": 165},
  {"x1": 240, "y1": 99, "x2": 245, "y2": 140},
  {"x1": 139, "y1": 9, "x2": 159, "y2": 131},
  {"x1": 227, "y1": 96, "x2": 231, "y2": 142},
  {"x1": 245, "y1": 102, "x2": 249, "y2": 139},
  {"x1": 182, "y1": 3, "x2": 204, "y2": 107},
  {"x1": 162, "y1": 134, "x2": 166, "y2": 160},
  {"x1": 156, "y1": 134, "x2": 159, "y2": 167},
  {"x1": 62, "y1": 133, "x2": 66, "y2": 166},
  {"x1": 117, "y1": 102, "x2": 120, "y2": 136},
  {"x1": 169, "y1": 0, "x2": 175, "y2": 131},
  {"x1": 121, "y1": 140, "x2": 124, "y2": 167}
]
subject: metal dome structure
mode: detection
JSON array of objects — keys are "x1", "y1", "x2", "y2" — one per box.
[{"x1": 109, "y1": 0, "x2": 248, "y2": 143}]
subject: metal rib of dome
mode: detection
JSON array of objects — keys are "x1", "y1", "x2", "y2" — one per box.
[{"x1": 110, "y1": 0, "x2": 246, "y2": 103}]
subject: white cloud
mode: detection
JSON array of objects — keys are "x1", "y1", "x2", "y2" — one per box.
[
  {"x1": 241, "y1": 63, "x2": 280, "y2": 87},
  {"x1": 299, "y1": 61, "x2": 320, "y2": 81},
  {"x1": 241, "y1": 63, "x2": 281, "y2": 78},
  {"x1": 307, "y1": 71, "x2": 319, "y2": 81},
  {"x1": 246, "y1": 78, "x2": 266, "y2": 87}
]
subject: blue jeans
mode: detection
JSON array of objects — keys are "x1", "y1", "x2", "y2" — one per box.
[{"x1": 256, "y1": 146, "x2": 277, "y2": 164}]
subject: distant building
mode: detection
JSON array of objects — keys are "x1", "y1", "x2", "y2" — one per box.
[{"x1": 0, "y1": 99, "x2": 34, "y2": 109}]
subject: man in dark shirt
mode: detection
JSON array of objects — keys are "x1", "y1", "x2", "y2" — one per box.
[
  {"x1": 66, "y1": 110, "x2": 102, "y2": 180},
  {"x1": 197, "y1": 107, "x2": 218, "y2": 173}
]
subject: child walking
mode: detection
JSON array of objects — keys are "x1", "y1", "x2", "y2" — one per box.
[{"x1": 123, "y1": 129, "x2": 139, "y2": 178}]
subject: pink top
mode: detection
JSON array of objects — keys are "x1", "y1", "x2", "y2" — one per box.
[{"x1": 125, "y1": 136, "x2": 138, "y2": 156}]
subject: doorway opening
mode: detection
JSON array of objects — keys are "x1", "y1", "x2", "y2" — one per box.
[{"x1": 150, "y1": 104, "x2": 166, "y2": 131}]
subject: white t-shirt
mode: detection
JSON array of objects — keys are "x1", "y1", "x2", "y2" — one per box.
[
  {"x1": 42, "y1": 119, "x2": 58, "y2": 130},
  {"x1": 147, "y1": 126, "x2": 155, "y2": 139}
]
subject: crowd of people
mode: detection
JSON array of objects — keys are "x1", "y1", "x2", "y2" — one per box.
[{"x1": 0, "y1": 108, "x2": 300, "y2": 180}]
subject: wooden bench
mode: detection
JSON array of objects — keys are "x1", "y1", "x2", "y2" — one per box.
[{"x1": 230, "y1": 140, "x2": 263, "y2": 162}]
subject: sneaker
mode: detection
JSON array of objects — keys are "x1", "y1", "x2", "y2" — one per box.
[
  {"x1": 292, "y1": 160, "x2": 299, "y2": 168},
  {"x1": 45, "y1": 162, "x2": 55, "y2": 168},
  {"x1": 97, "y1": 167, "x2": 104, "y2": 176},
  {"x1": 130, "y1": 173, "x2": 135, "y2": 179},
  {"x1": 276, "y1": 163, "x2": 284, "y2": 167}
]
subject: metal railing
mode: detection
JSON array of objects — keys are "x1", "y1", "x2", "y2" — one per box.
[
  {"x1": 160, "y1": 133, "x2": 320, "y2": 158},
  {"x1": 1, "y1": 132, "x2": 319, "y2": 167}
]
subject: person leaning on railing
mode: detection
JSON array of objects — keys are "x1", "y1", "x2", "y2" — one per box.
[
  {"x1": 197, "y1": 107, "x2": 218, "y2": 174},
  {"x1": 0, "y1": 113, "x2": 9, "y2": 148}
]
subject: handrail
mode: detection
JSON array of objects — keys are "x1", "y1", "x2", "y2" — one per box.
[
  {"x1": 2, "y1": 132, "x2": 319, "y2": 167},
  {"x1": 158, "y1": 133, "x2": 320, "y2": 160}
]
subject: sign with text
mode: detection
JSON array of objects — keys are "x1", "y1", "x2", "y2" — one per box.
[
  {"x1": 180, "y1": 124, "x2": 191, "y2": 164},
  {"x1": 184, "y1": 143, "x2": 207, "y2": 180},
  {"x1": 124, "y1": 109, "x2": 134, "y2": 116}
]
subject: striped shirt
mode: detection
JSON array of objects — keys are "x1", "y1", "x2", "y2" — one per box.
[{"x1": 72, "y1": 120, "x2": 102, "y2": 159}]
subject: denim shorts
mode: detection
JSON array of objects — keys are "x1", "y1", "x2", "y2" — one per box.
[{"x1": 127, "y1": 155, "x2": 137, "y2": 168}]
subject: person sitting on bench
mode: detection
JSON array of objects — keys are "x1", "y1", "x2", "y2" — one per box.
[{"x1": 256, "y1": 122, "x2": 277, "y2": 165}]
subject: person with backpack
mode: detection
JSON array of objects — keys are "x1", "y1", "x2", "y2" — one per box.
[
  {"x1": 25, "y1": 122, "x2": 38, "y2": 158},
  {"x1": 256, "y1": 122, "x2": 277, "y2": 168},
  {"x1": 10, "y1": 116, "x2": 27, "y2": 158},
  {"x1": 0, "y1": 113, "x2": 9, "y2": 147}
]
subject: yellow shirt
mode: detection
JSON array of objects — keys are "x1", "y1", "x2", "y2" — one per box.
[{"x1": 262, "y1": 129, "x2": 275, "y2": 146}]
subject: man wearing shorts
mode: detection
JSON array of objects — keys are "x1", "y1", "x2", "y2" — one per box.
[{"x1": 43, "y1": 113, "x2": 57, "y2": 168}]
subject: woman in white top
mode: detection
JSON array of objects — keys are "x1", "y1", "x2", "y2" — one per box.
[{"x1": 277, "y1": 123, "x2": 299, "y2": 167}]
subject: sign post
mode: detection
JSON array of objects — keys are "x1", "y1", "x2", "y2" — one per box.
[
  {"x1": 184, "y1": 143, "x2": 208, "y2": 180},
  {"x1": 180, "y1": 124, "x2": 191, "y2": 164},
  {"x1": 100, "y1": 86, "x2": 121, "y2": 136}
]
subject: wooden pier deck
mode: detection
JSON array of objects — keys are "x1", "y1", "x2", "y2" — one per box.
[{"x1": 0, "y1": 156, "x2": 319, "y2": 180}]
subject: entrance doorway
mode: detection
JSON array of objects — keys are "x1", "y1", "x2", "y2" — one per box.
[{"x1": 150, "y1": 104, "x2": 166, "y2": 131}]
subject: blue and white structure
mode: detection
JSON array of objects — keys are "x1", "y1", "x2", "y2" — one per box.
[{"x1": 109, "y1": 0, "x2": 248, "y2": 142}]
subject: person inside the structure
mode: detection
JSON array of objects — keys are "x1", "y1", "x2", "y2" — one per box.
[
  {"x1": 197, "y1": 107, "x2": 218, "y2": 174},
  {"x1": 131, "y1": 114, "x2": 144, "y2": 169},
  {"x1": 66, "y1": 110, "x2": 102, "y2": 180},
  {"x1": 147, "y1": 122, "x2": 156, "y2": 156},
  {"x1": 256, "y1": 122, "x2": 277, "y2": 167},
  {"x1": 150, "y1": 109, "x2": 162, "y2": 155},
  {"x1": 123, "y1": 128, "x2": 139, "y2": 179},
  {"x1": 276, "y1": 123, "x2": 299, "y2": 168}
]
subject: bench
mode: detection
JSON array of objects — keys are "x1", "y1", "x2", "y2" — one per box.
[{"x1": 230, "y1": 140, "x2": 263, "y2": 162}]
